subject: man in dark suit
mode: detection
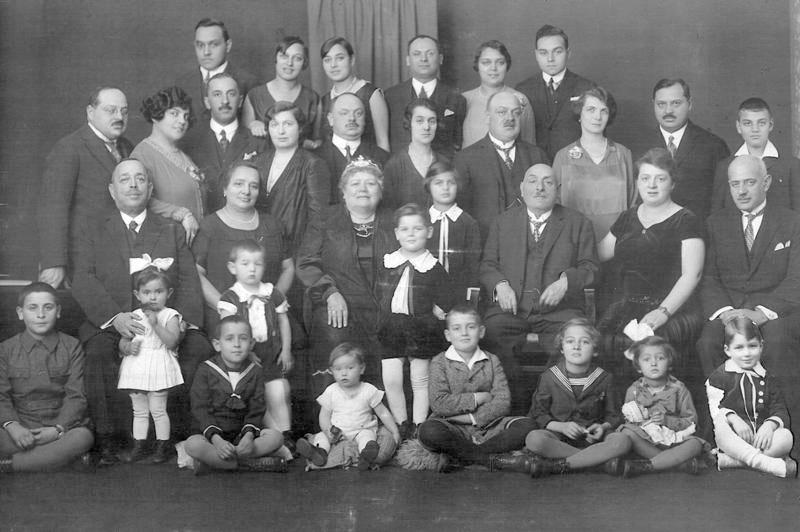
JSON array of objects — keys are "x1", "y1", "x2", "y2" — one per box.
[
  {"x1": 315, "y1": 92, "x2": 389, "y2": 204},
  {"x1": 698, "y1": 155, "x2": 800, "y2": 376},
  {"x1": 711, "y1": 97, "x2": 800, "y2": 213},
  {"x1": 71, "y1": 159, "x2": 212, "y2": 464},
  {"x1": 516, "y1": 25, "x2": 595, "y2": 160},
  {"x1": 384, "y1": 35, "x2": 466, "y2": 157},
  {"x1": 455, "y1": 91, "x2": 549, "y2": 240},
  {"x1": 480, "y1": 163, "x2": 598, "y2": 411},
  {"x1": 174, "y1": 18, "x2": 260, "y2": 126},
  {"x1": 184, "y1": 72, "x2": 266, "y2": 213},
  {"x1": 37, "y1": 87, "x2": 133, "y2": 288},
  {"x1": 640, "y1": 78, "x2": 729, "y2": 220}
]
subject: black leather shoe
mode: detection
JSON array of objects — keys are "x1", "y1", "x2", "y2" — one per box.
[
  {"x1": 489, "y1": 453, "x2": 533, "y2": 474},
  {"x1": 238, "y1": 456, "x2": 288, "y2": 473},
  {"x1": 151, "y1": 440, "x2": 174, "y2": 464},
  {"x1": 97, "y1": 443, "x2": 121, "y2": 467},
  {"x1": 622, "y1": 459, "x2": 654, "y2": 478},
  {"x1": 530, "y1": 456, "x2": 569, "y2": 478},
  {"x1": 120, "y1": 440, "x2": 150, "y2": 463}
]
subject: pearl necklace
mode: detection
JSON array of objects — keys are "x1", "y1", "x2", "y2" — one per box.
[{"x1": 331, "y1": 77, "x2": 359, "y2": 98}]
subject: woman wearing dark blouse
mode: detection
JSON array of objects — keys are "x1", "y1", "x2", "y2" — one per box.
[
  {"x1": 192, "y1": 162, "x2": 294, "y2": 333},
  {"x1": 296, "y1": 158, "x2": 395, "y2": 390},
  {"x1": 597, "y1": 148, "x2": 705, "y2": 362}
]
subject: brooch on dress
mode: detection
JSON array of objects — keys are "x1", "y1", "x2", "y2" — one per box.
[{"x1": 568, "y1": 146, "x2": 583, "y2": 159}]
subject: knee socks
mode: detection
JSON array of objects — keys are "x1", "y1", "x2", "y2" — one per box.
[{"x1": 130, "y1": 391, "x2": 170, "y2": 440}]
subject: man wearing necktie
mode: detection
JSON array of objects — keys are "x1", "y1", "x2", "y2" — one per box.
[
  {"x1": 184, "y1": 72, "x2": 266, "y2": 213},
  {"x1": 37, "y1": 87, "x2": 133, "y2": 289},
  {"x1": 314, "y1": 93, "x2": 388, "y2": 204},
  {"x1": 698, "y1": 155, "x2": 800, "y2": 443},
  {"x1": 640, "y1": 78, "x2": 729, "y2": 220},
  {"x1": 480, "y1": 163, "x2": 598, "y2": 412},
  {"x1": 516, "y1": 25, "x2": 595, "y2": 160},
  {"x1": 71, "y1": 159, "x2": 212, "y2": 464},
  {"x1": 456, "y1": 91, "x2": 549, "y2": 241},
  {"x1": 384, "y1": 35, "x2": 466, "y2": 157}
]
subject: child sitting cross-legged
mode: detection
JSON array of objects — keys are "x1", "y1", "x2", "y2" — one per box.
[
  {"x1": 184, "y1": 315, "x2": 287, "y2": 474},
  {"x1": 416, "y1": 305, "x2": 538, "y2": 471},
  {"x1": 0, "y1": 282, "x2": 93, "y2": 473}
]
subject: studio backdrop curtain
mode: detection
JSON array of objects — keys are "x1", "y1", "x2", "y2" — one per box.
[{"x1": 306, "y1": 0, "x2": 438, "y2": 94}]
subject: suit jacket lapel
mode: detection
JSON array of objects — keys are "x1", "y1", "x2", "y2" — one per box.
[
  {"x1": 747, "y1": 208, "x2": 779, "y2": 274},
  {"x1": 673, "y1": 122, "x2": 696, "y2": 165},
  {"x1": 82, "y1": 126, "x2": 117, "y2": 173},
  {"x1": 107, "y1": 213, "x2": 132, "y2": 266},
  {"x1": 547, "y1": 71, "x2": 576, "y2": 128},
  {"x1": 718, "y1": 208, "x2": 750, "y2": 273},
  {"x1": 540, "y1": 205, "x2": 565, "y2": 260},
  {"x1": 136, "y1": 214, "x2": 163, "y2": 258},
  {"x1": 227, "y1": 128, "x2": 249, "y2": 163}
]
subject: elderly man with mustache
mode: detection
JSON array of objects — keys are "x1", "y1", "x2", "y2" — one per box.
[
  {"x1": 456, "y1": 91, "x2": 549, "y2": 240},
  {"x1": 184, "y1": 72, "x2": 266, "y2": 213},
  {"x1": 639, "y1": 78, "x2": 729, "y2": 220},
  {"x1": 37, "y1": 87, "x2": 134, "y2": 289},
  {"x1": 479, "y1": 163, "x2": 598, "y2": 412}
]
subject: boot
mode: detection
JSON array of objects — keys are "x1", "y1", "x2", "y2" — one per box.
[
  {"x1": 489, "y1": 453, "x2": 533, "y2": 474},
  {"x1": 675, "y1": 457, "x2": 706, "y2": 475},
  {"x1": 97, "y1": 438, "x2": 120, "y2": 467},
  {"x1": 399, "y1": 421, "x2": 416, "y2": 441},
  {"x1": 0, "y1": 458, "x2": 12, "y2": 473},
  {"x1": 622, "y1": 459, "x2": 654, "y2": 478},
  {"x1": 120, "y1": 439, "x2": 150, "y2": 463},
  {"x1": 151, "y1": 440, "x2": 175, "y2": 464},
  {"x1": 238, "y1": 456, "x2": 288, "y2": 473},
  {"x1": 529, "y1": 456, "x2": 569, "y2": 478},
  {"x1": 296, "y1": 437, "x2": 328, "y2": 467},
  {"x1": 358, "y1": 440, "x2": 380, "y2": 471}
]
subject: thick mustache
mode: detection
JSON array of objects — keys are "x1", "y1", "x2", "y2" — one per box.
[
  {"x1": 662, "y1": 114, "x2": 676, "y2": 120},
  {"x1": 218, "y1": 104, "x2": 232, "y2": 111}
]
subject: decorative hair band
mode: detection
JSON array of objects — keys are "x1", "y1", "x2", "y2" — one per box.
[
  {"x1": 129, "y1": 254, "x2": 174, "y2": 274},
  {"x1": 343, "y1": 156, "x2": 381, "y2": 173}
]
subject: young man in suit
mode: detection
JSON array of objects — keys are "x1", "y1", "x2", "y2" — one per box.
[
  {"x1": 516, "y1": 25, "x2": 595, "y2": 160},
  {"x1": 174, "y1": 18, "x2": 260, "y2": 125},
  {"x1": 71, "y1": 159, "x2": 213, "y2": 464},
  {"x1": 314, "y1": 92, "x2": 389, "y2": 204},
  {"x1": 384, "y1": 35, "x2": 466, "y2": 157},
  {"x1": 184, "y1": 72, "x2": 266, "y2": 213},
  {"x1": 37, "y1": 87, "x2": 133, "y2": 289},
  {"x1": 711, "y1": 98, "x2": 800, "y2": 212},
  {"x1": 640, "y1": 78, "x2": 729, "y2": 220},
  {"x1": 455, "y1": 91, "x2": 549, "y2": 240},
  {"x1": 480, "y1": 163, "x2": 598, "y2": 412}
]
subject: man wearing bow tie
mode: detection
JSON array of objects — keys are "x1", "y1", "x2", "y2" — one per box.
[
  {"x1": 184, "y1": 72, "x2": 266, "y2": 213},
  {"x1": 37, "y1": 87, "x2": 133, "y2": 289},
  {"x1": 71, "y1": 159, "x2": 212, "y2": 464},
  {"x1": 314, "y1": 92, "x2": 389, "y2": 204},
  {"x1": 698, "y1": 155, "x2": 800, "y2": 378},
  {"x1": 480, "y1": 163, "x2": 598, "y2": 412},
  {"x1": 456, "y1": 91, "x2": 549, "y2": 240}
]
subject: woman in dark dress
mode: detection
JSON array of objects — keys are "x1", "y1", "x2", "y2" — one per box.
[{"x1": 597, "y1": 148, "x2": 705, "y2": 365}]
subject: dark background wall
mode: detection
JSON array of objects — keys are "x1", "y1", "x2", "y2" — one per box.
[{"x1": 0, "y1": 0, "x2": 791, "y2": 279}]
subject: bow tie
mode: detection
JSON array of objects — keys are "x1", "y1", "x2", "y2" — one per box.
[{"x1": 225, "y1": 393, "x2": 246, "y2": 411}]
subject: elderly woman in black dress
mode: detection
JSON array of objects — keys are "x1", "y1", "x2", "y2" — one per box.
[
  {"x1": 597, "y1": 148, "x2": 705, "y2": 365},
  {"x1": 296, "y1": 158, "x2": 396, "y2": 391}
]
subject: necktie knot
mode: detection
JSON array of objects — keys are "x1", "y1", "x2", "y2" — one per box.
[
  {"x1": 106, "y1": 140, "x2": 122, "y2": 163},
  {"x1": 744, "y1": 208, "x2": 764, "y2": 252},
  {"x1": 128, "y1": 220, "x2": 138, "y2": 232},
  {"x1": 667, "y1": 135, "x2": 677, "y2": 158},
  {"x1": 219, "y1": 129, "x2": 229, "y2": 152},
  {"x1": 418, "y1": 85, "x2": 428, "y2": 99},
  {"x1": 494, "y1": 142, "x2": 515, "y2": 170},
  {"x1": 529, "y1": 217, "x2": 546, "y2": 242},
  {"x1": 345, "y1": 145, "x2": 352, "y2": 162}
]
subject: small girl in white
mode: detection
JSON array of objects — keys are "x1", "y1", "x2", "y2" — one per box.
[{"x1": 118, "y1": 266, "x2": 184, "y2": 464}]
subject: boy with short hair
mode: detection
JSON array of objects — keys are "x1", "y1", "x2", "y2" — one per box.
[
  {"x1": 711, "y1": 97, "x2": 800, "y2": 211},
  {"x1": 184, "y1": 315, "x2": 287, "y2": 474},
  {"x1": 0, "y1": 282, "x2": 94, "y2": 473},
  {"x1": 416, "y1": 304, "x2": 536, "y2": 470}
]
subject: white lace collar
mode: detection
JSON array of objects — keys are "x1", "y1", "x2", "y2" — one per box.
[{"x1": 383, "y1": 249, "x2": 438, "y2": 272}]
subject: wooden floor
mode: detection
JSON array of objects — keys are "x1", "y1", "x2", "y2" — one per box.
[{"x1": 2, "y1": 460, "x2": 800, "y2": 531}]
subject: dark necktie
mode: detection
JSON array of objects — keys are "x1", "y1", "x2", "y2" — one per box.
[
  {"x1": 219, "y1": 129, "x2": 229, "y2": 152},
  {"x1": 418, "y1": 86, "x2": 428, "y2": 99},
  {"x1": 547, "y1": 77, "x2": 556, "y2": 98},
  {"x1": 530, "y1": 217, "x2": 546, "y2": 242},
  {"x1": 667, "y1": 135, "x2": 677, "y2": 158},
  {"x1": 744, "y1": 208, "x2": 764, "y2": 252},
  {"x1": 203, "y1": 70, "x2": 211, "y2": 90},
  {"x1": 345, "y1": 145, "x2": 352, "y2": 162},
  {"x1": 107, "y1": 141, "x2": 121, "y2": 163},
  {"x1": 494, "y1": 143, "x2": 515, "y2": 170}
]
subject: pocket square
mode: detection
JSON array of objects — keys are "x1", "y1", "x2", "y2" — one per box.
[
  {"x1": 569, "y1": 96, "x2": 580, "y2": 102},
  {"x1": 444, "y1": 109, "x2": 455, "y2": 117},
  {"x1": 774, "y1": 240, "x2": 791, "y2": 251}
]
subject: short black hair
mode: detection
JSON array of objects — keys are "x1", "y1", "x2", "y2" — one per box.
[
  {"x1": 221, "y1": 161, "x2": 259, "y2": 191},
  {"x1": 195, "y1": 18, "x2": 229, "y2": 41},
  {"x1": 738, "y1": 97, "x2": 771, "y2": 117},
  {"x1": 17, "y1": 282, "x2": 59, "y2": 308},
  {"x1": 140, "y1": 86, "x2": 195, "y2": 128},
  {"x1": 132, "y1": 266, "x2": 172, "y2": 292},
  {"x1": 535, "y1": 24, "x2": 569, "y2": 49},
  {"x1": 228, "y1": 238, "x2": 266, "y2": 263},
  {"x1": 88, "y1": 86, "x2": 124, "y2": 107},
  {"x1": 407, "y1": 34, "x2": 440, "y2": 54},
  {"x1": 321, "y1": 36, "x2": 354, "y2": 59},
  {"x1": 635, "y1": 148, "x2": 677, "y2": 184},
  {"x1": 215, "y1": 314, "x2": 252, "y2": 339},
  {"x1": 652, "y1": 78, "x2": 691, "y2": 100},
  {"x1": 393, "y1": 203, "x2": 431, "y2": 228},
  {"x1": 445, "y1": 304, "x2": 483, "y2": 328},
  {"x1": 275, "y1": 36, "x2": 309, "y2": 69},
  {"x1": 571, "y1": 86, "x2": 617, "y2": 128},
  {"x1": 473, "y1": 40, "x2": 512, "y2": 72},
  {"x1": 402, "y1": 97, "x2": 439, "y2": 132}
]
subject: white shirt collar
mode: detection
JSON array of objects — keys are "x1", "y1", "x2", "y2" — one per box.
[
  {"x1": 210, "y1": 118, "x2": 238, "y2": 142},
  {"x1": 412, "y1": 78, "x2": 437, "y2": 98},
  {"x1": 200, "y1": 61, "x2": 228, "y2": 80},
  {"x1": 429, "y1": 204, "x2": 463, "y2": 222},
  {"x1": 229, "y1": 281, "x2": 274, "y2": 301},
  {"x1": 724, "y1": 358, "x2": 766, "y2": 377},
  {"x1": 383, "y1": 249, "x2": 438, "y2": 272},
  {"x1": 660, "y1": 123, "x2": 688, "y2": 148},
  {"x1": 88, "y1": 122, "x2": 115, "y2": 144},
  {"x1": 488, "y1": 133, "x2": 515, "y2": 150},
  {"x1": 734, "y1": 140, "x2": 780, "y2": 159},
  {"x1": 444, "y1": 345, "x2": 489, "y2": 370},
  {"x1": 120, "y1": 210, "x2": 147, "y2": 231},
  {"x1": 741, "y1": 199, "x2": 767, "y2": 217},
  {"x1": 527, "y1": 209, "x2": 552, "y2": 223},
  {"x1": 331, "y1": 133, "x2": 361, "y2": 155},
  {"x1": 542, "y1": 69, "x2": 566, "y2": 87}
]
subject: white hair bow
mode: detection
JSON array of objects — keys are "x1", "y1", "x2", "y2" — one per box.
[
  {"x1": 129, "y1": 254, "x2": 174, "y2": 274},
  {"x1": 622, "y1": 319, "x2": 654, "y2": 360}
]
